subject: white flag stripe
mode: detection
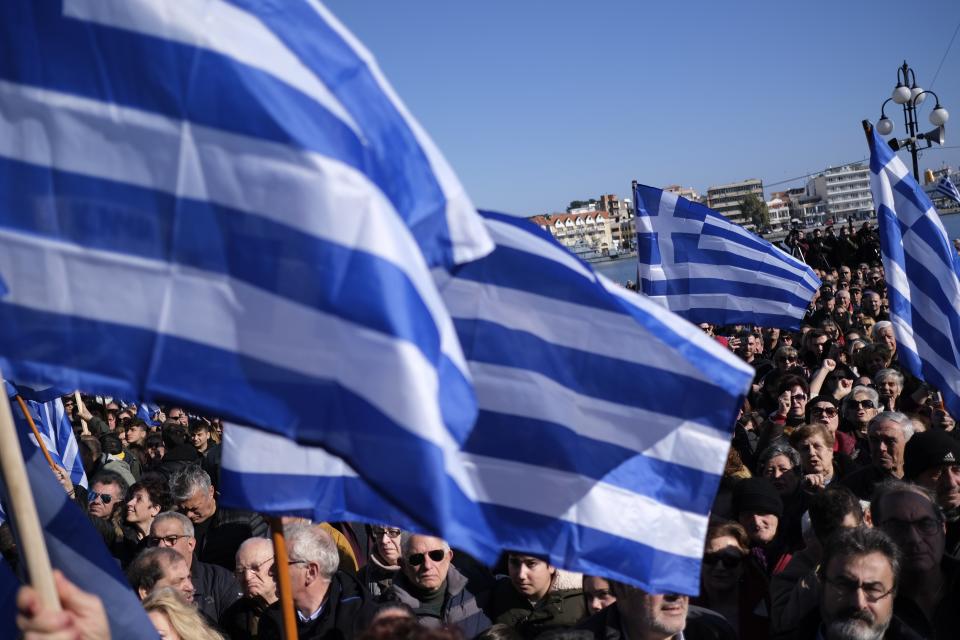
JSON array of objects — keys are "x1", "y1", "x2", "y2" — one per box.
[
  {"x1": 222, "y1": 423, "x2": 360, "y2": 478},
  {"x1": 443, "y1": 279, "x2": 719, "y2": 386},
  {"x1": 459, "y1": 453, "x2": 708, "y2": 559},
  {"x1": 470, "y1": 362, "x2": 731, "y2": 473},
  {"x1": 0, "y1": 80, "x2": 468, "y2": 375},
  {"x1": 643, "y1": 293, "x2": 811, "y2": 316},
  {"x1": 64, "y1": 0, "x2": 363, "y2": 136},
  {"x1": 0, "y1": 229, "x2": 463, "y2": 454}
]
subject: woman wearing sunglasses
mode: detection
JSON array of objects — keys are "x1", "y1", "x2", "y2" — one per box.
[
  {"x1": 692, "y1": 521, "x2": 769, "y2": 639},
  {"x1": 487, "y1": 553, "x2": 586, "y2": 639}
]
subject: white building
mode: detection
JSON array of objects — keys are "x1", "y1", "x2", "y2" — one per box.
[
  {"x1": 808, "y1": 163, "x2": 874, "y2": 221},
  {"x1": 766, "y1": 197, "x2": 791, "y2": 231}
]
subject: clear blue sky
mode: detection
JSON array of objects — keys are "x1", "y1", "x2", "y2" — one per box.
[{"x1": 327, "y1": 0, "x2": 960, "y2": 216}]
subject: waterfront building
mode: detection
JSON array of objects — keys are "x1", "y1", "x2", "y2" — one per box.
[
  {"x1": 808, "y1": 163, "x2": 874, "y2": 221},
  {"x1": 706, "y1": 178, "x2": 764, "y2": 228}
]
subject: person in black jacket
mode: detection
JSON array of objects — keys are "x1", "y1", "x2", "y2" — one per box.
[
  {"x1": 149, "y1": 510, "x2": 241, "y2": 624},
  {"x1": 259, "y1": 522, "x2": 376, "y2": 640},
  {"x1": 170, "y1": 465, "x2": 268, "y2": 570}
]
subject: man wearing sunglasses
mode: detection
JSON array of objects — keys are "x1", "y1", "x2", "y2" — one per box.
[
  {"x1": 87, "y1": 472, "x2": 128, "y2": 522},
  {"x1": 383, "y1": 534, "x2": 492, "y2": 638}
]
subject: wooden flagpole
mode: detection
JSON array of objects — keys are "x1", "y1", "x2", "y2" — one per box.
[
  {"x1": 14, "y1": 395, "x2": 58, "y2": 472},
  {"x1": 268, "y1": 517, "x2": 299, "y2": 640},
  {"x1": 0, "y1": 377, "x2": 60, "y2": 610}
]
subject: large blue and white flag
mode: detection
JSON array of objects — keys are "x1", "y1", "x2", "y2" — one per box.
[
  {"x1": 936, "y1": 175, "x2": 960, "y2": 206},
  {"x1": 868, "y1": 126, "x2": 960, "y2": 420},
  {"x1": 223, "y1": 211, "x2": 755, "y2": 595},
  {"x1": 634, "y1": 183, "x2": 820, "y2": 328},
  {"x1": 0, "y1": 1, "x2": 492, "y2": 534},
  {"x1": 0, "y1": 445, "x2": 158, "y2": 638}
]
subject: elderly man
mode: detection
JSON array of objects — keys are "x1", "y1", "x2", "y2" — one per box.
[
  {"x1": 222, "y1": 537, "x2": 279, "y2": 640},
  {"x1": 842, "y1": 412, "x2": 913, "y2": 500},
  {"x1": 149, "y1": 511, "x2": 241, "y2": 623},
  {"x1": 905, "y1": 430, "x2": 960, "y2": 558},
  {"x1": 170, "y1": 465, "x2": 267, "y2": 570},
  {"x1": 577, "y1": 582, "x2": 734, "y2": 640},
  {"x1": 384, "y1": 533, "x2": 492, "y2": 637},
  {"x1": 872, "y1": 321, "x2": 897, "y2": 357},
  {"x1": 259, "y1": 523, "x2": 374, "y2": 640},
  {"x1": 873, "y1": 481, "x2": 960, "y2": 639},
  {"x1": 811, "y1": 527, "x2": 920, "y2": 640},
  {"x1": 127, "y1": 547, "x2": 195, "y2": 603}
]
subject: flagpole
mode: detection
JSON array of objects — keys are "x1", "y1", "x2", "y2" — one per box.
[
  {"x1": 14, "y1": 395, "x2": 58, "y2": 472},
  {"x1": 268, "y1": 517, "x2": 299, "y2": 640},
  {"x1": 0, "y1": 377, "x2": 61, "y2": 611}
]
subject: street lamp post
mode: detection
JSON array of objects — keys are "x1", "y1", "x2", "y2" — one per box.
[{"x1": 875, "y1": 60, "x2": 950, "y2": 181}]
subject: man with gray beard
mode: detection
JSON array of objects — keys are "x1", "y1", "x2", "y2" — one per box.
[{"x1": 815, "y1": 527, "x2": 921, "y2": 640}]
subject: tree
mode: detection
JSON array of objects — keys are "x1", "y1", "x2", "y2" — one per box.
[{"x1": 741, "y1": 193, "x2": 769, "y2": 230}]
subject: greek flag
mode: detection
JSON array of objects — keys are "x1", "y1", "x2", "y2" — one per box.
[
  {"x1": 634, "y1": 183, "x2": 820, "y2": 329},
  {"x1": 868, "y1": 126, "x2": 960, "y2": 421},
  {"x1": 5, "y1": 383, "x2": 88, "y2": 490},
  {"x1": 0, "y1": 445, "x2": 158, "y2": 638},
  {"x1": 223, "y1": 211, "x2": 754, "y2": 594},
  {"x1": 0, "y1": 1, "x2": 491, "y2": 534},
  {"x1": 936, "y1": 175, "x2": 960, "y2": 205}
]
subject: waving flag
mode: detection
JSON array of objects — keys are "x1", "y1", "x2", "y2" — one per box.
[
  {"x1": 5, "y1": 383, "x2": 87, "y2": 490},
  {"x1": 0, "y1": 1, "x2": 491, "y2": 536},
  {"x1": 867, "y1": 125, "x2": 960, "y2": 420},
  {"x1": 223, "y1": 211, "x2": 754, "y2": 594},
  {"x1": 0, "y1": 445, "x2": 158, "y2": 638},
  {"x1": 634, "y1": 183, "x2": 820, "y2": 328},
  {"x1": 936, "y1": 175, "x2": 960, "y2": 206}
]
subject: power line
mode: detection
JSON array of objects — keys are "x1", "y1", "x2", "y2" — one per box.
[{"x1": 930, "y1": 16, "x2": 960, "y2": 90}]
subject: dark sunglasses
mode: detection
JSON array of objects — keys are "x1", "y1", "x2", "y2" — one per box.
[
  {"x1": 407, "y1": 549, "x2": 445, "y2": 566},
  {"x1": 852, "y1": 399, "x2": 876, "y2": 409},
  {"x1": 811, "y1": 406, "x2": 838, "y2": 417},
  {"x1": 702, "y1": 553, "x2": 742, "y2": 569},
  {"x1": 87, "y1": 492, "x2": 114, "y2": 505}
]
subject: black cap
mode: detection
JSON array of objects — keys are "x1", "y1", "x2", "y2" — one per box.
[
  {"x1": 809, "y1": 394, "x2": 839, "y2": 408},
  {"x1": 905, "y1": 430, "x2": 960, "y2": 480},
  {"x1": 732, "y1": 477, "x2": 783, "y2": 519}
]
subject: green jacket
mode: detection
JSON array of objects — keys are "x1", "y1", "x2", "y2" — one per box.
[{"x1": 489, "y1": 579, "x2": 586, "y2": 639}]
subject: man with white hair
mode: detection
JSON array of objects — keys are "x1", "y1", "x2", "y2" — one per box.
[
  {"x1": 383, "y1": 533, "x2": 492, "y2": 637},
  {"x1": 259, "y1": 523, "x2": 374, "y2": 640},
  {"x1": 842, "y1": 413, "x2": 915, "y2": 500}
]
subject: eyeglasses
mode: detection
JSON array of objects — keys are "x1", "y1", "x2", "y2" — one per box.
[
  {"x1": 87, "y1": 492, "x2": 114, "y2": 505},
  {"x1": 147, "y1": 534, "x2": 190, "y2": 547},
  {"x1": 811, "y1": 406, "x2": 838, "y2": 417},
  {"x1": 372, "y1": 527, "x2": 402, "y2": 539},
  {"x1": 791, "y1": 393, "x2": 807, "y2": 402},
  {"x1": 407, "y1": 549, "x2": 446, "y2": 566},
  {"x1": 236, "y1": 557, "x2": 274, "y2": 577},
  {"x1": 852, "y1": 399, "x2": 876, "y2": 409},
  {"x1": 881, "y1": 517, "x2": 942, "y2": 537},
  {"x1": 825, "y1": 577, "x2": 894, "y2": 603},
  {"x1": 702, "y1": 553, "x2": 742, "y2": 569},
  {"x1": 777, "y1": 355, "x2": 798, "y2": 363}
]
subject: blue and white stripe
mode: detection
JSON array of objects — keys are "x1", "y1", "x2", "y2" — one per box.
[
  {"x1": 868, "y1": 127, "x2": 960, "y2": 420},
  {"x1": 936, "y1": 175, "x2": 960, "y2": 206},
  {"x1": 223, "y1": 211, "x2": 754, "y2": 594},
  {"x1": 0, "y1": 1, "x2": 491, "y2": 535},
  {"x1": 634, "y1": 184, "x2": 820, "y2": 329}
]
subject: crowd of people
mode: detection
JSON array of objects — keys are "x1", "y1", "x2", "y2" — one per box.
[{"x1": 8, "y1": 220, "x2": 960, "y2": 640}]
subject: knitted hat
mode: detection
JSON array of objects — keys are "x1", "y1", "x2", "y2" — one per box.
[
  {"x1": 904, "y1": 430, "x2": 960, "y2": 480},
  {"x1": 732, "y1": 477, "x2": 783, "y2": 519}
]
